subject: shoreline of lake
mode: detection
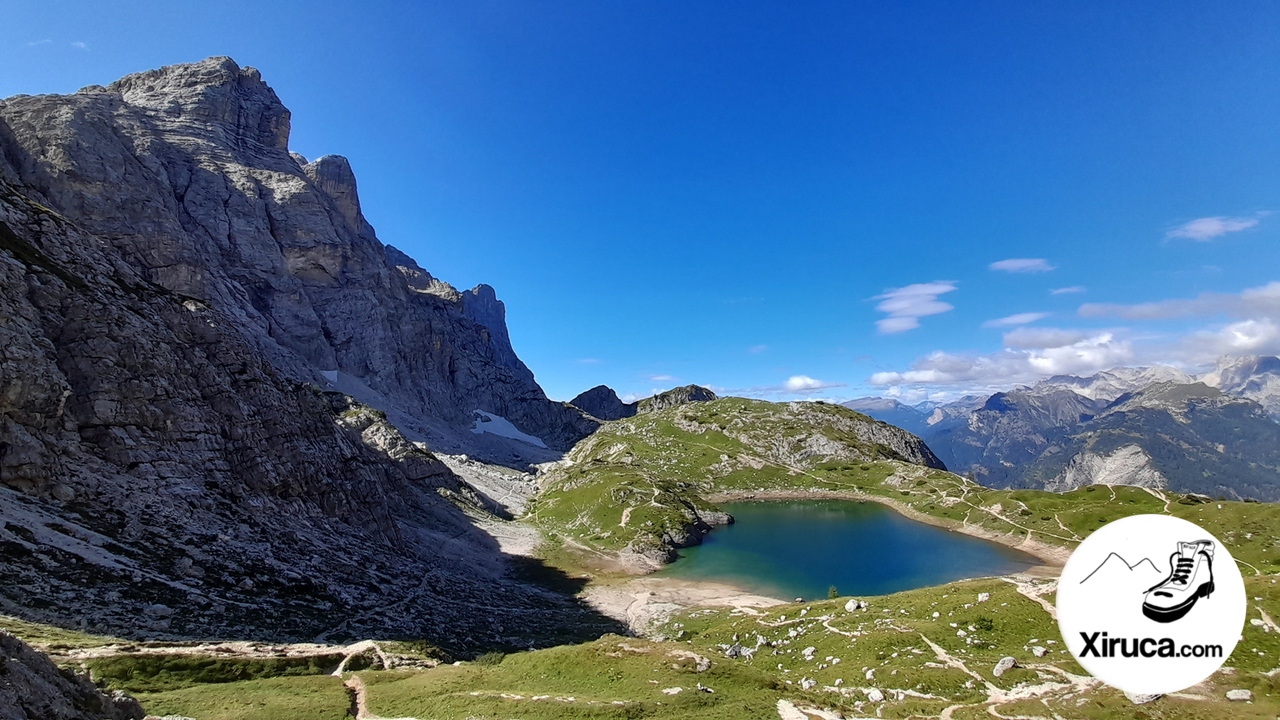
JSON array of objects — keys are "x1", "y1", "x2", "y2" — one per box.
[{"x1": 702, "y1": 488, "x2": 1071, "y2": 569}]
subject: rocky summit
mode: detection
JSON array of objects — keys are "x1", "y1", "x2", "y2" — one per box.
[
  {"x1": 0, "y1": 58, "x2": 617, "y2": 651},
  {"x1": 0, "y1": 56, "x2": 595, "y2": 456}
]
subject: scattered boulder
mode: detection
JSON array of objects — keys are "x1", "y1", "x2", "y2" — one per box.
[
  {"x1": 1226, "y1": 689, "x2": 1253, "y2": 702},
  {"x1": 1031, "y1": 646, "x2": 1047, "y2": 657},
  {"x1": 865, "y1": 688, "x2": 885, "y2": 703},
  {"x1": 801, "y1": 646, "x2": 816, "y2": 661},
  {"x1": 993, "y1": 656, "x2": 1019, "y2": 677},
  {"x1": 977, "y1": 592, "x2": 991, "y2": 602}
]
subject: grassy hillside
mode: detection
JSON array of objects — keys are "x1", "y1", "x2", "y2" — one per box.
[
  {"x1": 7, "y1": 396, "x2": 1280, "y2": 718},
  {"x1": 529, "y1": 397, "x2": 1280, "y2": 572},
  {"x1": 13, "y1": 566, "x2": 1280, "y2": 719},
  {"x1": 529, "y1": 398, "x2": 947, "y2": 562}
]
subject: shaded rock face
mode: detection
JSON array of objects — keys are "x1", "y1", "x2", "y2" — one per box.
[
  {"x1": 570, "y1": 385, "x2": 637, "y2": 421},
  {"x1": 0, "y1": 632, "x2": 144, "y2": 720},
  {"x1": 0, "y1": 61, "x2": 619, "y2": 649},
  {"x1": 0, "y1": 56, "x2": 594, "y2": 451}
]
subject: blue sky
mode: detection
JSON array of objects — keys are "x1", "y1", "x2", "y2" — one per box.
[{"x1": 5, "y1": 1, "x2": 1280, "y2": 403}]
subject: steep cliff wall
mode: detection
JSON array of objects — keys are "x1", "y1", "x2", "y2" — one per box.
[
  {"x1": 0, "y1": 56, "x2": 594, "y2": 452},
  {"x1": 0, "y1": 59, "x2": 613, "y2": 650}
]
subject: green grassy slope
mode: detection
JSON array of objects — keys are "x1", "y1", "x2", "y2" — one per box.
[
  {"x1": 7, "y1": 396, "x2": 1280, "y2": 718},
  {"x1": 530, "y1": 397, "x2": 1280, "y2": 572}
]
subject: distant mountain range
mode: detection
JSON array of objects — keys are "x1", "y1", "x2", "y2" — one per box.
[{"x1": 846, "y1": 356, "x2": 1280, "y2": 501}]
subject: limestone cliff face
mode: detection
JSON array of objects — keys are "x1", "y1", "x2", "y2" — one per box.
[
  {"x1": 0, "y1": 58, "x2": 615, "y2": 649},
  {"x1": 0, "y1": 56, "x2": 594, "y2": 451}
]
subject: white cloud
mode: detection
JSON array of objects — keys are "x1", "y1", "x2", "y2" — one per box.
[
  {"x1": 1180, "y1": 319, "x2": 1280, "y2": 364},
  {"x1": 1001, "y1": 327, "x2": 1089, "y2": 349},
  {"x1": 1166, "y1": 216, "x2": 1260, "y2": 241},
  {"x1": 70, "y1": 41, "x2": 88, "y2": 50},
  {"x1": 576, "y1": 358, "x2": 600, "y2": 365},
  {"x1": 990, "y1": 258, "x2": 1055, "y2": 273},
  {"x1": 25, "y1": 39, "x2": 52, "y2": 47},
  {"x1": 1051, "y1": 286, "x2": 1086, "y2": 295},
  {"x1": 732, "y1": 375, "x2": 847, "y2": 398},
  {"x1": 982, "y1": 312, "x2": 1049, "y2": 328},
  {"x1": 866, "y1": 280, "x2": 1280, "y2": 397},
  {"x1": 748, "y1": 344, "x2": 768, "y2": 354},
  {"x1": 869, "y1": 331, "x2": 1133, "y2": 389},
  {"x1": 1079, "y1": 281, "x2": 1280, "y2": 321},
  {"x1": 784, "y1": 375, "x2": 844, "y2": 393},
  {"x1": 872, "y1": 281, "x2": 957, "y2": 334},
  {"x1": 647, "y1": 374, "x2": 676, "y2": 382}
]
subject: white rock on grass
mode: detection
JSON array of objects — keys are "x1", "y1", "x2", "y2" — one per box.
[
  {"x1": 661, "y1": 687, "x2": 682, "y2": 695},
  {"x1": 1124, "y1": 692, "x2": 1162, "y2": 705},
  {"x1": 1031, "y1": 646, "x2": 1047, "y2": 657},
  {"x1": 801, "y1": 646, "x2": 816, "y2": 661},
  {"x1": 993, "y1": 657, "x2": 1018, "y2": 677},
  {"x1": 866, "y1": 688, "x2": 885, "y2": 703},
  {"x1": 977, "y1": 592, "x2": 990, "y2": 602},
  {"x1": 1226, "y1": 689, "x2": 1253, "y2": 702}
]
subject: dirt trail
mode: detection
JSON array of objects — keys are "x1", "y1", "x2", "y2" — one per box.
[
  {"x1": 1000, "y1": 576, "x2": 1059, "y2": 620},
  {"x1": 342, "y1": 672, "x2": 423, "y2": 720}
]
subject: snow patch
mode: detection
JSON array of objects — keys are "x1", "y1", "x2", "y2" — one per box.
[{"x1": 471, "y1": 410, "x2": 548, "y2": 449}]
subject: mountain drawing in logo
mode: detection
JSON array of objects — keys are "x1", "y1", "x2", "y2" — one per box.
[
  {"x1": 1080, "y1": 552, "x2": 1163, "y2": 585},
  {"x1": 1078, "y1": 542, "x2": 1217, "y2": 624}
]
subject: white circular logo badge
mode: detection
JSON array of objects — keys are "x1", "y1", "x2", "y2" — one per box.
[{"x1": 1056, "y1": 514, "x2": 1245, "y2": 695}]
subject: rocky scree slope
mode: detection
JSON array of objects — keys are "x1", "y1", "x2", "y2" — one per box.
[
  {"x1": 0, "y1": 56, "x2": 595, "y2": 453},
  {"x1": 531, "y1": 398, "x2": 944, "y2": 567},
  {"x1": 0, "y1": 631, "x2": 143, "y2": 720},
  {"x1": 0, "y1": 60, "x2": 618, "y2": 650}
]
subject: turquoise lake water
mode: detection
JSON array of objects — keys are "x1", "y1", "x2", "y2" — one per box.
[{"x1": 657, "y1": 500, "x2": 1039, "y2": 601}]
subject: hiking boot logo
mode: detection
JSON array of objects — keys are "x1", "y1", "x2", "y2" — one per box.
[
  {"x1": 1141, "y1": 540, "x2": 1215, "y2": 624},
  {"x1": 1057, "y1": 515, "x2": 1245, "y2": 697}
]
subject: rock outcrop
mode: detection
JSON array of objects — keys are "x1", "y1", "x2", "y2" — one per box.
[
  {"x1": 0, "y1": 632, "x2": 144, "y2": 720},
  {"x1": 0, "y1": 56, "x2": 594, "y2": 453},
  {"x1": 0, "y1": 59, "x2": 618, "y2": 650},
  {"x1": 569, "y1": 385, "x2": 637, "y2": 421},
  {"x1": 636, "y1": 385, "x2": 718, "y2": 414},
  {"x1": 1042, "y1": 444, "x2": 1168, "y2": 492}
]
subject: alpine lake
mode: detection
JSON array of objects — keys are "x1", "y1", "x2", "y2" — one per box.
[{"x1": 657, "y1": 499, "x2": 1040, "y2": 600}]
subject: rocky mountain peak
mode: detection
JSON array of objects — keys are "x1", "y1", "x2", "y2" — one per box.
[
  {"x1": 0, "y1": 57, "x2": 597, "y2": 452},
  {"x1": 570, "y1": 385, "x2": 637, "y2": 421},
  {"x1": 304, "y1": 154, "x2": 369, "y2": 234},
  {"x1": 384, "y1": 244, "x2": 461, "y2": 301},
  {"x1": 637, "y1": 384, "x2": 718, "y2": 413},
  {"x1": 106, "y1": 56, "x2": 290, "y2": 151},
  {"x1": 462, "y1": 283, "x2": 527, "y2": 377}
]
